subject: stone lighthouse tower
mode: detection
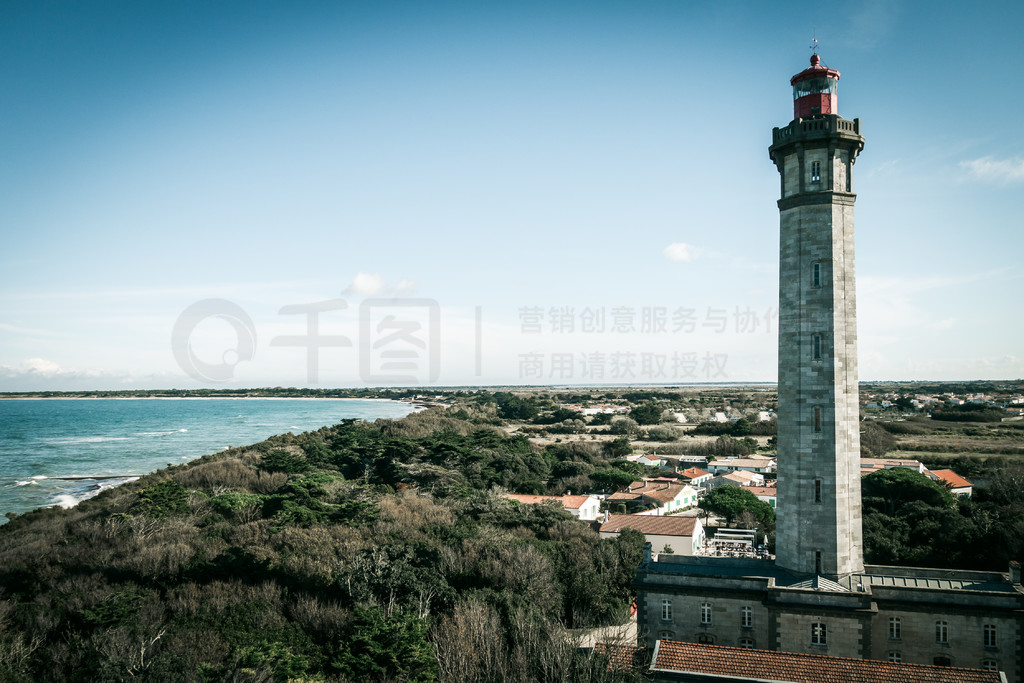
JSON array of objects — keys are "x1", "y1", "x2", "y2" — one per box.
[{"x1": 769, "y1": 53, "x2": 865, "y2": 578}]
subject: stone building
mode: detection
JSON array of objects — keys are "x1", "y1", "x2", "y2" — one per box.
[{"x1": 633, "y1": 53, "x2": 1024, "y2": 682}]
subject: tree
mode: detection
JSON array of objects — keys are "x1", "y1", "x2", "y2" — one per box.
[
  {"x1": 862, "y1": 468, "x2": 955, "y2": 516},
  {"x1": 699, "y1": 486, "x2": 774, "y2": 527},
  {"x1": 333, "y1": 608, "x2": 438, "y2": 682},
  {"x1": 629, "y1": 403, "x2": 664, "y2": 426}
]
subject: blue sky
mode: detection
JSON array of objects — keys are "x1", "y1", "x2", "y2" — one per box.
[{"x1": 2, "y1": 0, "x2": 1022, "y2": 389}]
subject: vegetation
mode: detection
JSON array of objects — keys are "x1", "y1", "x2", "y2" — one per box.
[
  {"x1": 862, "y1": 466, "x2": 1024, "y2": 570},
  {"x1": 699, "y1": 486, "x2": 775, "y2": 529},
  {"x1": 0, "y1": 409, "x2": 643, "y2": 682}
]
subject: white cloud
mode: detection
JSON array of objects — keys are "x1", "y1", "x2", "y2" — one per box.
[
  {"x1": 343, "y1": 273, "x2": 419, "y2": 296},
  {"x1": 663, "y1": 242, "x2": 701, "y2": 263},
  {"x1": 0, "y1": 358, "x2": 101, "y2": 379},
  {"x1": 345, "y1": 272, "x2": 385, "y2": 295},
  {"x1": 960, "y1": 157, "x2": 1024, "y2": 184}
]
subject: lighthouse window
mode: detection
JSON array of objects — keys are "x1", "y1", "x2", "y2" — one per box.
[
  {"x1": 812, "y1": 262, "x2": 822, "y2": 287},
  {"x1": 811, "y1": 161, "x2": 821, "y2": 183},
  {"x1": 814, "y1": 407, "x2": 822, "y2": 432},
  {"x1": 794, "y1": 77, "x2": 838, "y2": 99},
  {"x1": 812, "y1": 334, "x2": 822, "y2": 359}
]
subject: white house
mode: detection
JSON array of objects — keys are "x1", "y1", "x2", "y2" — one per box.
[
  {"x1": 676, "y1": 467, "x2": 713, "y2": 489},
  {"x1": 927, "y1": 469, "x2": 973, "y2": 498},
  {"x1": 503, "y1": 493, "x2": 603, "y2": 521},
  {"x1": 607, "y1": 480, "x2": 699, "y2": 516},
  {"x1": 859, "y1": 458, "x2": 926, "y2": 475},
  {"x1": 742, "y1": 484, "x2": 778, "y2": 509},
  {"x1": 705, "y1": 470, "x2": 765, "y2": 490},
  {"x1": 624, "y1": 453, "x2": 666, "y2": 468},
  {"x1": 706, "y1": 457, "x2": 776, "y2": 476},
  {"x1": 598, "y1": 514, "x2": 706, "y2": 556}
]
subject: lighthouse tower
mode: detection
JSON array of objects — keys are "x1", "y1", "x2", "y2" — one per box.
[{"x1": 769, "y1": 54, "x2": 865, "y2": 579}]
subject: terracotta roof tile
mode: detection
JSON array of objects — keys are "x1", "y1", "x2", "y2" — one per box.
[
  {"x1": 679, "y1": 467, "x2": 711, "y2": 479},
  {"x1": 743, "y1": 485, "x2": 777, "y2": 497},
  {"x1": 651, "y1": 641, "x2": 1001, "y2": 683},
  {"x1": 504, "y1": 493, "x2": 593, "y2": 509},
  {"x1": 599, "y1": 514, "x2": 699, "y2": 537},
  {"x1": 594, "y1": 643, "x2": 647, "y2": 672},
  {"x1": 931, "y1": 469, "x2": 973, "y2": 489}
]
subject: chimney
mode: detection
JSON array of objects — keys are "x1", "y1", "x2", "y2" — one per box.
[
  {"x1": 643, "y1": 542, "x2": 653, "y2": 565},
  {"x1": 1011, "y1": 561, "x2": 1021, "y2": 585},
  {"x1": 603, "y1": 509, "x2": 610, "y2": 523}
]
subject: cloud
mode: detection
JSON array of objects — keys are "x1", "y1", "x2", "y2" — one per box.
[
  {"x1": 663, "y1": 242, "x2": 701, "y2": 263},
  {"x1": 0, "y1": 358, "x2": 101, "y2": 380},
  {"x1": 345, "y1": 272, "x2": 385, "y2": 295},
  {"x1": 343, "y1": 273, "x2": 418, "y2": 296},
  {"x1": 960, "y1": 157, "x2": 1024, "y2": 184}
]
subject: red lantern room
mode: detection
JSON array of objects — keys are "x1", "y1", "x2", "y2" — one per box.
[{"x1": 791, "y1": 53, "x2": 840, "y2": 119}]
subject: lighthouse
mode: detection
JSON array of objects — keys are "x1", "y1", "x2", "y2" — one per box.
[{"x1": 769, "y1": 53, "x2": 866, "y2": 578}]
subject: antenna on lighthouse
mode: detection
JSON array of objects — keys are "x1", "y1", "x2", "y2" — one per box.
[{"x1": 810, "y1": 29, "x2": 819, "y2": 56}]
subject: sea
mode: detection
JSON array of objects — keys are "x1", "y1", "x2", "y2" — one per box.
[{"x1": 0, "y1": 398, "x2": 418, "y2": 523}]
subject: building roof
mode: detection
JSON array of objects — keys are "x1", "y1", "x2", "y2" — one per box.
[
  {"x1": 503, "y1": 493, "x2": 594, "y2": 509},
  {"x1": 860, "y1": 457, "x2": 923, "y2": 468},
  {"x1": 593, "y1": 643, "x2": 647, "y2": 672},
  {"x1": 709, "y1": 457, "x2": 775, "y2": 469},
  {"x1": 599, "y1": 514, "x2": 700, "y2": 537},
  {"x1": 608, "y1": 480, "x2": 692, "y2": 504},
  {"x1": 678, "y1": 467, "x2": 710, "y2": 479},
  {"x1": 743, "y1": 485, "x2": 777, "y2": 497},
  {"x1": 930, "y1": 469, "x2": 973, "y2": 489},
  {"x1": 719, "y1": 471, "x2": 759, "y2": 484},
  {"x1": 650, "y1": 640, "x2": 1002, "y2": 683}
]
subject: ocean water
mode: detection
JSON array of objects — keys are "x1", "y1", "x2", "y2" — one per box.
[{"x1": 0, "y1": 398, "x2": 417, "y2": 522}]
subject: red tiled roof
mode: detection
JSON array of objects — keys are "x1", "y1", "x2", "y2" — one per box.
[
  {"x1": 504, "y1": 493, "x2": 593, "y2": 509},
  {"x1": 651, "y1": 641, "x2": 1001, "y2": 683},
  {"x1": 931, "y1": 469, "x2": 973, "y2": 489},
  {"x1": 719, "y1": 471, "x2": 758, "y2": 484},
  {"x1": 679, "y1": 467, "x2": 710, "y2": 479},
  {"x1": 608, "y1": 481, "x2": 691, "y2": 504},
  {"x1": 743, "y1": 485, "x2": 777, "y2": 497},
  {"x1": 599, "y1": 514, "x2": 699, "y2": 537},
  {"x1": 594, "y1": 643, "x2": 647, "y2": 672}
]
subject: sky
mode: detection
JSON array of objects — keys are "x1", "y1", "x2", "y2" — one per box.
[{"x1": 1, "y1": 0, "x2": 1022, "y2": 390}]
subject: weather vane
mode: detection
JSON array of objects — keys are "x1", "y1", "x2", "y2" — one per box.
[{"x1": 810, "y1": 29, "x2": 820, "y2": 55}]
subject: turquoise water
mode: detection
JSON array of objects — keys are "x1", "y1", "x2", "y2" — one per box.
[{"x1": 0, "y1": 398, "x2": 416, "y2": 521}]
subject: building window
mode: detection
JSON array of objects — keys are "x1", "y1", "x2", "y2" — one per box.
[
  {"x1": 814, "y1": 479, "x2": 822, "y2": 504},
  {"x1": 934, "y1": 656, "x2": 952, "y2": 667},
  {"x1": 936, "y1": 620, "x2": 949, "y2": 644},
  {"x1": 889, "y1": 617, "x2": 901, "y2": 641},
  {"x1": 700, "y1": 603, "x2": 712, "y2": 625},
  {"x1": 698, "y1": 634, "x2": 715, "y2": 644},
  {"x1": 888, "y1": 651, "x2": 902, "y2": 663},
  {"x1": 814, "y1": 406, "x2": 822, "y2": 432},
  {"x1": 984, "y1": 624, "x2": 996, "y2": 648},
  {"x1": 741, "y1": 606, "x2": 753, "y2": 628},
  {"x1": 811, "y1": 622, "x2": 827, "y2": 646},
  {"x1": 982, "y1": 660, "x2": 999, "y2": 671},
  {"x1": 812, "y1": 334, "x2": 821, "y2": 359},
  {"x1": 811, "y1": 161, "x2": 821, "y2": 183},
  {"x1": 738, "y1": 638, "x2": 755, "y2": 649},
  {"x1": 815, "y1": 551, "x2": 822, "y2": 575},
  {"x1": 812, "y1": 262, "x2": 821, "y2": 288},
  {"x1": 661, "y1": 599, "x2": 672, "y2": 622},
  {"x1": 659, "y1": 631, "x2": 675, "y2": 640}
]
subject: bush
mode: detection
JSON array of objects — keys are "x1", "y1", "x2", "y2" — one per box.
[
  {"x1": 261, "y1": 449, "x2": 311, "y2": 475},
  {"x1": 132, "y1": 480, "x2": 190, "y2": 518}
]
